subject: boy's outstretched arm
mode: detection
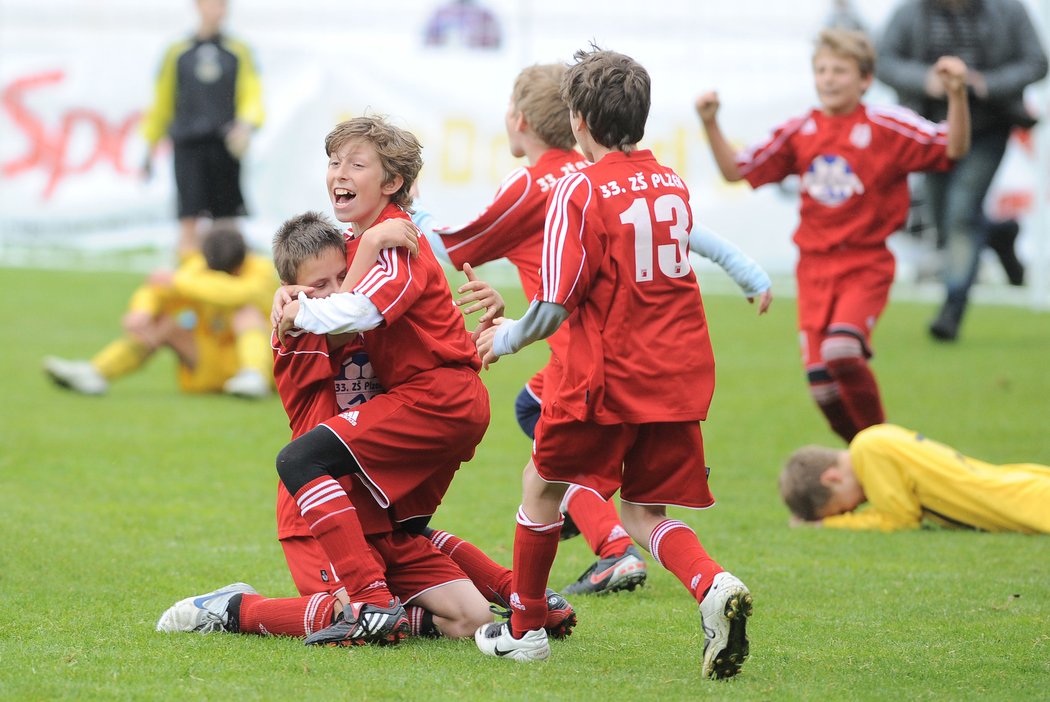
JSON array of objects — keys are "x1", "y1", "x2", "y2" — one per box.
[
  {"x1": 474, "y1": 300, "x2": 569, "y2": 369},
  {"x1": 689, "y1": 224, "x2": 772, "y2": 315},
  {"x1": 456, "y1": 262, "x2": 505, "y2": 341},
  {"x1": 695, "y1": 92, "x2": 743, "y2": 182},
  {"x1": 937, "y1": 56, "x2": 971, "y2": 160}
]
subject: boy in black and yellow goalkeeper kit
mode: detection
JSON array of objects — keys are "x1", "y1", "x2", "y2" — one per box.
[
  {"x1": 44, "y1": 225, "x2": 277, "y2": 398},
  {"x1": 780, "y1": 424, "x2": 1050, "y2": 533}
]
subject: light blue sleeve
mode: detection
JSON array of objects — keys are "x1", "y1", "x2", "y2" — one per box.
[
  {"x1": 688, "y1": 224, "x2": 771, "y2": 297},
  {"x1": 410, "y1": 205, "x2": 450, "y2": 264}
]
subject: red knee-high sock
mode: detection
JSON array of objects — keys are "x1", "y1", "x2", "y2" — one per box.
[
  {"x1": 429, "y1": 529, "x2": 513, "y2": 604},
  {"x1": 810, "y1": 376, "x2": 859, "y2": 442},
  {"x1": 294, "y1": 477, "x2": 391, "y2": 607},
  {"x1": 405, "y1": 605, "x2": 440, "y2": 638},
  {"x1": 826, "y1": 356, "x2": 885, "y2": 431},
  {"x1": 649, "y1": 519, "x2": 723, "y2": 603},
  {"x1": 511, "y1": 506, "x2": 562, "y2": 637},
  {"x1": 565, "y1": 488, "x2": 632, "y2": 559},
  {"x1": 237, "y1": 592, "x2": 337, "y2": 637}
]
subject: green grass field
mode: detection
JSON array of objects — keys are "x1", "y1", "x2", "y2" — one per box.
[{"x1": 2, "y1": 265, "x2": 1049, "y2": 701}]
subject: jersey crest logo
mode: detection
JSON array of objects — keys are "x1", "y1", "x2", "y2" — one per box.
[
  {"x1": 850, "y1": 123, "x2": 872, "y2": 149},
  {"x1": 335, "y1": 352, "x2": 384, "y2": 410},
  {"x1": 802, "y1": 154, "x2": 864, "y2": 207}
]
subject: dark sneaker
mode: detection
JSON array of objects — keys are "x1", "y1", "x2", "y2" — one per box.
[
  {"x1": 542, "y1": 589, "x2": 577, "y2": 639},
  {"x1": 987, "y1": 219, "x2": 1025, "y2": 286},
  {"x1": 700, "y1": 572, "x2": 753, "y2": 680},
  {"x1": 559, "y1": 513, "x2": 581, "y2": 541},
  {"x1": 490, "y1": 588, "x2": 577, "y2": 640},
  {"x1": 563, "y1": 544, "x2": 647, "y2": 595},
  {"x1": 303, "y1": 600, "x2": 410, "y2": 646}
]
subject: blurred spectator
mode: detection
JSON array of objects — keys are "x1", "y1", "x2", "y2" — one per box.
[
  {"x1": 424, "y1": 0, "x2": 503, "y2": 49},
  {"x1": 877, "y1": 0, "x2": 1047, "y2": 341},
  {"x1": 141, "y1": 0, "x2": 264, "y2": 261}
]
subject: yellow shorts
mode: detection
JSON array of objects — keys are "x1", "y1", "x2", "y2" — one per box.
[{"x1": 176, "y1": 332, "x2": 239, "y2": 393}]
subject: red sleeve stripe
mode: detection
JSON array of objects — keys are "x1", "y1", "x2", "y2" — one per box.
[
  {"x1": 354, "y1": 248, "x2": 413, "y2": 316},
  {"x1": 866, "y1": 104, "x2": 948, "y2": 144}
]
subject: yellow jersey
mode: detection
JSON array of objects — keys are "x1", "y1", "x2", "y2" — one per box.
[{"x1": 822, "y1": 424, "x2": 1050, "y2": 534}]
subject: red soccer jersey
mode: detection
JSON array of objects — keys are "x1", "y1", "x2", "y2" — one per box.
[
  {"x1": 272, "y1": 330, "x2": 392, "y2": 537},
  {"x1": 539, "y1": 149, "x2": 715, "y2": 424},
  {"x1": 348, "y1": 203, "x2": 481, "y2": 387},
  {"x1": 737, "y1": 103, "x2": 953, "y2": 254},
  {"x1": 439, "y1": 148, "x2": 588, "y2": 363}
]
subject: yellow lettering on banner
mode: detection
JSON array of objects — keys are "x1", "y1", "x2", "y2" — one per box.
[
  {"x1": 649, "y1": 126, "x2": 689, "y2": 179},
  {"x1": 441, "y1": 118, "x2": 475, "y2": 183}
]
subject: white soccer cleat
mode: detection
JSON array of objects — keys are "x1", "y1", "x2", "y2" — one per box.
[
  {"x1": 156, "y1": 582, "x2": 257, "y2": 634},
  {"x1": 475, "y1": 621, "x2": 550, "y2": 662},
  {"x1": 699, "y1": 571, "x2": 753, "y2": 680},
  {"x1": 43, "y1": 357, "x2": 108, "y2": 395},
  {"x1": 222, "y1": 369, "x2": 270, "y2": 399}
]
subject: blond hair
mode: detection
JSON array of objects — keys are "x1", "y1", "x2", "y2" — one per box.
[
  {"x1": 512, "y1": 64, "x2": 576, "y2": 151},
  {"x1": 324, "y1": 116, "x2": 422, "y2": 210},
  {"x1": 779, "y1": 445, "x2": 841, "y2": 521},
  {"x1": 271, "y1": 211, "x2": 345, "y2": 284},
  {"x1": 813, "y1": 28, "x2": 876, "y2": 77}
]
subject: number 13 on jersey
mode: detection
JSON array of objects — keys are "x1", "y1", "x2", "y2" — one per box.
[{"x1": 621, "y1": 194, "x2": 691, "y2": 282}]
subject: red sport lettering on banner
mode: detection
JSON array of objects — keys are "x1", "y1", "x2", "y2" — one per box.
[{"x1": 2, "y1": 69, "x2": 143, "y2": 200}]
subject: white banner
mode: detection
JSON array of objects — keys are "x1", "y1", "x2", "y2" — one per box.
[{"x1": 1, "y1": 0, "x2": 1046, "y2": 301}]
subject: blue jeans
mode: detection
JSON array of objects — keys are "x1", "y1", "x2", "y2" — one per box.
[{"x1": 924, "y1": 127, "x2": 1011, "y2": 305}]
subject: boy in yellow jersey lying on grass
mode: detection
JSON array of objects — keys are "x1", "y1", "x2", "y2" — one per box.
[{"x1": 779, "y1": 424, "x2": 1050, "y2": 533}]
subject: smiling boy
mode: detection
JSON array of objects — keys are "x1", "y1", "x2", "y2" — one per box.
[
  {"x1": 696, "y1": 29, "x2": 970, "y2": 444},
  {"x1": 269, "y1": 116, "x2": 491, "y2": 645}
]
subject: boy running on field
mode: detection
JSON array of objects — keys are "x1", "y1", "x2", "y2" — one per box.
[
  {"x1": 472, "y1": 46, "x2": 753, "y2": 680},
  {"x1": 696, "y1": 28, "x2": 970, "y2": 443},
  {"x1": 414, "y1": 62, "x2": 773, "y2": 598}
]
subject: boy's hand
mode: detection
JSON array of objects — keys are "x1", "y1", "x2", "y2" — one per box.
[
  {"x1": 277, "y1": 299, "x2": 302, "y2": 341},
  {"x1": 694, "y1": 91, "x2": 721, "y2": 124},
  {"x1": 272, "y1": 285, "x2": 313, "y2": 327},
  {"x1": 224, "y1": 120, "x2": 253, "y2": 160},
  {"x1": 749, "y1": 289, "x2": 773, "y2": 315},
  {"x1": 363, "y1": 218, "x2": 419, "y2": 256},
  {"x1": 474, "y1": 317, "x2": 504, "y2": 370},
  {"x1": 934, "y1": 55, "x2": 968, "y2": 97},
  {"x1": 457, "y1": 263, "x2": 505, "y2": 338}
]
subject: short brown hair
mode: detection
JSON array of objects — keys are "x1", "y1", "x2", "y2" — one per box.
[
  {"x1": 271, "y1": 211, "x2": 345, "y2": 284},
  {"x1": 561, "y1": 46, "x2": 649, "y2": 154},
  {"x1": 201, "y1": 224, "x2": 247, "y2": 274},
  {"x1": 779, "y1": 446, "x2": 841, "y2": 521},
  {"x1": 324, "y1": 116, "x2": 423, "y2": 210},
  {"x1": 814, "y1": 28, "x2": 875, "y2": 77},
  {"x1": 512, "y1": 64, "x2": 576, "y2": 151}
]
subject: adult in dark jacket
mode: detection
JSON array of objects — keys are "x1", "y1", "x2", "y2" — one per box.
[{"x1": 877, "y1": 0, "x2": 1047, "y2": 340}]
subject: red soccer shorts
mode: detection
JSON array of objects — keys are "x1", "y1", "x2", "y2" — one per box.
[
  {"x1": 280, "y1": 531, "x2": 469, "y2": 602},
  {"x1": 532, "y1": 404, "x2": 714, "y2": 509},
  {"x1": 795, "y1": 246, "x2": 895, "y2": 369},
  {"x1": 321, "y1": 367, "x2": 489, "y2": 523}
]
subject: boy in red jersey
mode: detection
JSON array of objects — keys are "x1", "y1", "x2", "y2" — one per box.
[
  {"x1": 696, "y1": 28, "x2": 970, "y2": 443},
  {"x1": 267, "y1": 116, "x2": 495, "y2": 646},
  {"x1": 472, "y1": 46, "x2": 753, "y2": 679},
  {"x1": 157, "y1": 215, "x2": 496, "y2": 641},
  {"x1": 415, "y1": 63, "x2": 773, "y2": 598}
]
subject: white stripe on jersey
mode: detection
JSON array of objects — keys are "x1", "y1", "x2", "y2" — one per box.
[
  {"x1": 737, "y1": 114, "x2": 809, "y2": 176},
  {"x1": 542, "y1": 172, "x2": 590, "y2": 303},
  {"x1": 355, "y1": 247, "x2": 413, "y2": 316},
  {"x1": 866, "y1": 104, "x2": 947, "y2": 144},
  {"x1": 444, "y1": 167, "x2": 532, "y2": 253}
]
